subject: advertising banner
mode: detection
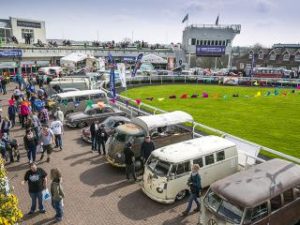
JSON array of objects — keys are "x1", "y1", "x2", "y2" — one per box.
[
  {"x1": 117, "y1": 63, "x2": 126, "y2": 88},
  {"x1": 132, "y1": 53, "x2": 143, "y2": 77},
  {"x1": 0, "y1": 49, "x2": 22, "y2": 58},
  {"x1": 196, "y1": 45, "x2": 225, "y2": 57},
  {"x1": 167, "y1": 57, "x2": 175, "y2": 70}
]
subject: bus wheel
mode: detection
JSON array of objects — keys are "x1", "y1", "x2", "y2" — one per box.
[{"x1": 176, "y1": 190, "x2": 187, "y2": 201}]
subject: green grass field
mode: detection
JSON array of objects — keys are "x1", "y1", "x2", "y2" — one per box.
[{"x1": 122, "y1": 84, "x2": 300, "y2": 159}]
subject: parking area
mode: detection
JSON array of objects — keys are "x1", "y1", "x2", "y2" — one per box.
[{"x1": 2, "y1": 87, "x2": 199, "y2": 225}]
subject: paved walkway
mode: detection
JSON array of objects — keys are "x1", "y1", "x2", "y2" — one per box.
[{"x1": 3, "y1": 84, "x2": 199, "y2": 225}]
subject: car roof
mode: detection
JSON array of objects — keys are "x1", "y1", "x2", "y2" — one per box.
[
  {"x1": 151, "y1": 136, "x2": 236, "y2": 163},
  {"x1": 211, "y1": 158, "x2": 300, "y2": 208},
  {"x1": 56, "y1": 89, "x2": 106, "y2": 98}
]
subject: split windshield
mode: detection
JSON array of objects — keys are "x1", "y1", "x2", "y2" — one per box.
[
  {"x1": 147, "y1": 156, "x2": 170, "y2": 177},
  {"x1": 204, "y1": 189, "x2": 244, "y2": 224}
]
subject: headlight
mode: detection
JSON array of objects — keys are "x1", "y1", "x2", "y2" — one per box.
[
  {"x1": 156, "y1": 187, "x2": 163, "y2": 193},
  {"x1": 116, "y1": 153, "x2": 122, "y2": 159}
]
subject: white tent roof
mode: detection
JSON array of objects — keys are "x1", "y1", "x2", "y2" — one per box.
[
  {"x1": 132, "y1": 111, "x2": 193, "y2": 133},
  {"x1": 60, "y1": 53, "x2": 95, "y2": 63},
  {"x1": 141, "y1": 54, "x2": 168, "y2": 64}
]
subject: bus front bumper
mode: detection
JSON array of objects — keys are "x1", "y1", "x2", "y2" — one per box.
[{"x1": 141, "y1": 184, "x2": 175, "y2": 204}]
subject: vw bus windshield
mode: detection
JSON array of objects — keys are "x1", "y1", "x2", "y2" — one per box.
[
  {"x1": 114, "y1": 132, "x2": 130, "y2": 143},
  {"x1": 204, "y1": 189, "x2": 244, "y2": 224},
  {"x1": 147, "y1": 156, "x2": 170, "y2": 177}
]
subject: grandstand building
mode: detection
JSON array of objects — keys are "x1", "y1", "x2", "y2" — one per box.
[
  {"x1": 0, "y1": 17, "x2": 46, "y2": 44},
  {"x1": 180, "y1": 24, "x2": 241, "y2": 68}
]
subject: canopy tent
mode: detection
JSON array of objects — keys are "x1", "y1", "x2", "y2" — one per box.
[
  {"x1": 60, "y1": 53, "x2": 99, "y2": 72},
  {"x1": 132, "y1": 111, "x2": 193, "y2": 133},
  {"x1": 141, "y1": 54, "x2": 168, "y2": 64},
  {"x1": 60, "y1": 53, "x2": 90, "y2": 63}
]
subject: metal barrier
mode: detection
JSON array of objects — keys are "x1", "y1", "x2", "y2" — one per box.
[{"x1": 102, "y1": 78, "x2": 300, "y2": 165}]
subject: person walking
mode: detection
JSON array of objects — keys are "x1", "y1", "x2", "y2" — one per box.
[
  {"x1": 54, "y1": 107, "x2": 64, "y2": 123},
  {"x1": 24, "y1": 129, "x2": 38, "y2": 163},
  {"x1": 50, "y1": 116, "x2": 64, "y2": 150},
  {"x1": 50, "y1": 168, "x2": 65, "y2": 222},
  {"x1": 8, "y1": 103, "x2": 17, "y2": 127},
  {"x1": 89, "y1": 120, "x2": 98, "y2": 152},
  {"x1": 1, "y1": 77, "x2": 7, "y2": 95},
  {"x1": 96, "y1": 124, "x2": 108, "y2": 155},
  {"x1": 31, "y1": 112, "x2": 41, "y2": 139},
  {"x1": 124, "y1": 142, "x2": 137, "y2": 181},
  {"x1": 38, "y1": 106, "x2": 49, "y2": 125},
  {"x1": 1, "y1": 116, "x2": 11, "y2": 135},
  {"x1": 140, "y1": 135, "x2": 155, "y2": 163},
  {"x1": 182, "y1": 164, "x2": 202, "y2": 216},
  {"x1": 22, "y1": 162, "x2": 47, "y2": 215},
  {"x1": 20, "y1": 101, "x2": 30, "y2": 128},
  {"x1": 39, "y1": 124, "x2": 55, "y2": 163}
]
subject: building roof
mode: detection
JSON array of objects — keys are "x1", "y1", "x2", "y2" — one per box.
[
  {"x1": 151, "y1": 136, "x2": 236, "y2": 163},
  {"x1": 211, "y1": 159, "x2": 300, "y2": 208}
]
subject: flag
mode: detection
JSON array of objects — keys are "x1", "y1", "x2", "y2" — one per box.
[
  {"x1": 182, "y1": 14, "x2": 189, "y2": 23},
  {"x1": 132, "y1": 53, "x2": 143, "y2": 77},
  {"x1": 215, "y1": 15, "x2": 219, "y2": 25},
  {"x1": 108, "y1": 53, "x2": 116, "y2": 99},
  {"x1": 117, "y1": 63, "x2": 126, "y2": 88}
]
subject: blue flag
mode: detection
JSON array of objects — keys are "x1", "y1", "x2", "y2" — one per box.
[
  {"x1": 132, "y1": 53, "x2": 143, "y2": 77},
  {"x1": 108, "y1": 53, "x2": 116, "y2": 99}
]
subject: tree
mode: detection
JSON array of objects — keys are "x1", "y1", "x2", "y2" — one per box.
[{"x1": 0, "y1": 157, "x2": 23, "y2": 225}]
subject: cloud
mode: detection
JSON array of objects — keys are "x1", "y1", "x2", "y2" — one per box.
[
  {"x1": 184, "y1": 0, "x2": 205, "y2": 12},
  {"x1": 255, "y1": 0, "x2": 273, "y2": 13}
]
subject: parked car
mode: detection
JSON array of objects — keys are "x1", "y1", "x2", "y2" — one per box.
[
  {"x1": 65, "y1": 104, "x2": 126, "y2": 128},
  {"x1": 81, "y1": 116, "x2": 131, "y2": 143}
]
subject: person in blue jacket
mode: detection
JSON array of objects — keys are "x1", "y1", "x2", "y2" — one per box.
[{"x1": 182, "y1": 164, "x2": 202, "y2": 216}]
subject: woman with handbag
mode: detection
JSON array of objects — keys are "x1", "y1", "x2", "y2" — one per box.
[{"x1": 182, "y1": 164, "x2": 202, "y2": 216}]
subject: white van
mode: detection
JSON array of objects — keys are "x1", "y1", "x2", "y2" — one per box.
[
  {"x1": 48, "y1": 89, "x2": 108, "y2": 115},
  {"x1": 142, "y1": 136, "x2": 238, "y2": 204}
]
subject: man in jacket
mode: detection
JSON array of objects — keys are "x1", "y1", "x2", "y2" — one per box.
[
  {"x1": 140, "y1": 136, "x2": 155, "y2": 162},
  {"x1": 90, "y1": 120, "x2": 98, "y2": 151},
  {"x1": 182, "y1": 164, "x2": 201, "y2": 216},
  {"x1": 96, "y1": 124, "x2": 108, "y2": 155},
  {"x1": 8, "y1": 104, "x2": 16, "y2": 127},
  {"x1": 22, "y1": 162, "x2": 47, "y2": 214},
  {"x1": 124, "y1": 142, "x2": 137, "y2": 181}
]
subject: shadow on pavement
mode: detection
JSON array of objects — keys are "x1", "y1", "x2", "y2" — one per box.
[
  {"x1": 80, "y1": 161, "x2": 124, "y2": 186},
  {"x1": 31, "y1": 217, "x2": 56, "y2": 225},
  {"x1": 63, "y1": 151, "x2": 90, "y2": 161},
  {"x1": 90, "y1": 180, "x2": 129, "y2": 197},
  {"x1": 162, "y1": 214, "x2": 195, "y2": 225},
  {"x1": 117, "y1": 189, "x2": 185, "y2": 221}
]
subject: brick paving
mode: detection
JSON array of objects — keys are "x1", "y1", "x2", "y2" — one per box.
[{"x1": 2, "y1": 84, "x2": 199, "y2": 225}]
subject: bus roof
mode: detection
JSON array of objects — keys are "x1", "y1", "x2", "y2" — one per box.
[
  {"x1": 56, "y1": 89, "x2": 106, "y2": 98},
  {"x1": 211, "y1": 159, "x2": 300, "y2": 208},
  {"x1": 151, "y1": 136, "x2": 236, "y2": 163},
  {"x1": 132, "y1": 111, "x2": 193, "y2": 133}
]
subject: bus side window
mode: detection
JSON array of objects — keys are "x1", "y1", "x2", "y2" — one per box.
[
  {"x1": 270, "y1": 195, "x2": 282, "y2": 211},
  {"x1": 193, "y1": 158, "x2": 203, "y2": 168},
  {"x1": 251, "y1": 202, "x2": 268, "y2": 222},
  {"x1": 205, "y1": 154, "x2": 215, "y2": 166},
  {"x1": 295, "y1": 186, "x2": 300, "y2": 198},
  {"x1": 176, "y1": 162, "x2": 191, "y2": 177},
  {"x1": 216, "y1": 151, "x2": 225, "y2": 162},
  {"x1": 283, "y1": 189, "x2": 294, "y2": 204}
]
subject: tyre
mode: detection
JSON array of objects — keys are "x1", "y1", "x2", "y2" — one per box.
[
  {"x1": 78, "y1": 121, "x2": 87, "y2": 128},
  {"x1": 175, "y1": 190, "x2": 187, "y2": 201}
]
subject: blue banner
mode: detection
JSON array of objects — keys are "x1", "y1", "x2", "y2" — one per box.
[
  {"x1": 108, "y1": 53, "x2": 116, "y2": 98},
  {"x1": 131, "y1": 53, "x2": 143, "y2": 77},
  {"x1": 196, "y1": 45, "x2": 225, "y2": 57},
  {"x1": 0, "y1": 49, "x2": 22, "y2": 58}
]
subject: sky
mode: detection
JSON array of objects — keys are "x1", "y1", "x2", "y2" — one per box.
[{"x1": 1, "y1": 0, "x2": 300, "y2": 47}]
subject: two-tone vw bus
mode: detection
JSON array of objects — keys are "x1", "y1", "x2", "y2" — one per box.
[
  {"x1": 201, "y1": 158, "x2": 300, "y2": 225},
  {"x1": 106, "y1": 111, "x2": 194, "y2": 169},
  {"x1": 142, "y1": 136, "x2": 239, "y2": 204}
]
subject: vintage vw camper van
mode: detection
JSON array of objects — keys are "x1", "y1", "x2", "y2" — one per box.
[
  {"x1": 49, "y1": 89, "x2": 108, "y2": 115},
  {"x1": 141, "y1": 136, "x2": 238, "y2": 204},
  {"x1": 201, "y1": 158, "x2": 300, "y2": 225},
  {"x1": 106, "y1": 111, "x2": 193, "y2": 169}
]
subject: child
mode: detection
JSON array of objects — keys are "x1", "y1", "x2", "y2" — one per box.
[{"x1": 50, "y1": 168, "x2": 65, "y2": 222}]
